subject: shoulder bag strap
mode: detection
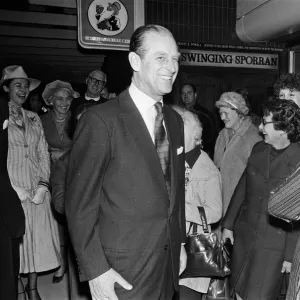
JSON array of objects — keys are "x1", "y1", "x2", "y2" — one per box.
[{"x1": 198, "y1": 206, "x2": 209, "y2": 234}]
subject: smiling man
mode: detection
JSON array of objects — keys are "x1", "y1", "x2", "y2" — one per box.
[
  {"x1": 66, "y1": 24, "x2": 187, "y2": 300},
  {"x1": 70, "y1": 69, "x2": 108, "y2": 118}
]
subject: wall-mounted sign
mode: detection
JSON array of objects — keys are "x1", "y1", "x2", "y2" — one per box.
[
  {"x1": 180, "y1": 49, "x2": 278, "y2": 69},
  {"x1": 77, "y1": 0, "x2": 144, "y2": 51}
]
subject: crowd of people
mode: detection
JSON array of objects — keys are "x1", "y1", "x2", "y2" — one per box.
[{"x1": 2, "y1": 24, "x2": 300, "y2": 300}]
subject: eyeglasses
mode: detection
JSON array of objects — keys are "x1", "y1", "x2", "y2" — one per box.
[
  {"x1": 88, "y1": 76, "x2": 106, "y2": 86},
  {"x1": 181, "y1": 91, "x2": 194, "y2": 96},
  {"x1": 261, "y1": 120, "x2": 274, "y2": 126}
]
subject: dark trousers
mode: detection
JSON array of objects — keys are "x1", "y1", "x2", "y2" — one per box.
[{"x1": 0, "y1": 220, "x2": 21, "y2": 300}]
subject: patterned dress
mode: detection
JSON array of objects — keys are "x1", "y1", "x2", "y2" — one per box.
[{"x1": 7, "y1": 105, "x2": 60, "y2": 274}]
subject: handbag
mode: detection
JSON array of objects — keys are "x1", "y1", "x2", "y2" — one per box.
[
  {"x1": 205, "y1": 278, "x2": 232, "y2": 300},
  {"x1": 268, "y1": 163, "x2": 300, "y2": 222},
  {"x1": 180, "y1": 207, "x2": 231, "y2": 278}
]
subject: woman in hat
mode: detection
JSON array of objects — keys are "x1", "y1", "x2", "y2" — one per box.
[
  {"x1": 41, "y1": 80, "x2": 79, "y2": 164},
  {"x1": 1, "y1": 65, "x2": 60, "y2": 300},
  {"x1": 40, "y1": 80, "x2": 79, "y2": 284},
  {"x1": 222, "y1": 99, "x2": 300, "y2": 300},
  {"x1": 214, "y1": 92, "x2": 262, "y2": 218}
]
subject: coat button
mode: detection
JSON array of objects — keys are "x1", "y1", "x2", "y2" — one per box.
[
  {"x1": 25, "y1": 154, "x2": 28, "y2": 158},
  {"x1": 24, "y1": 144, "x2": 28, "y2": 148}
]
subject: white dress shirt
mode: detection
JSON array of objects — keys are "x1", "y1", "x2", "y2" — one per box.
[{"x1": 129, "y1": 82, "x2": 163, "y2": 144}]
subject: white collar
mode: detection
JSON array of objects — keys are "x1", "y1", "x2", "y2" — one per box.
[
  {"x1": 85, "y1": 94, "x2": 100, "y2": 101},
  {"x1": 129, "y1": 83, "x2": 163, "y2": 113}
]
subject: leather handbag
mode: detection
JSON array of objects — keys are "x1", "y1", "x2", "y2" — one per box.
[
  {"x1": 180, "y1": 207, "x2": 231, "y2": 278},
  {"x1": 205, "y1": 277, "x2": 232, "y2": 300}
]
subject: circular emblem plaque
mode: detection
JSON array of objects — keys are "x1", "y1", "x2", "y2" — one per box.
[{"x1": 88, "y1": 0, "x2": 128, "y2": 36}]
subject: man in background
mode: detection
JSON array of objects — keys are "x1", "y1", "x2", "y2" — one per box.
[
  {"x1": 70, "y1": 69, "x2": 108, "y2": 117},
  {"x1": 181, "y1": 83, "x2": 217, "y2": 157}
]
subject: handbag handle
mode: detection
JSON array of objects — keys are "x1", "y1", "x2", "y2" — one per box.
[
  {"x1": 187, "y1": 207, "x2": 209, "y2": 235},
  {"x1": 198, "y1": 207, "x2": 209, "y2": 233}
]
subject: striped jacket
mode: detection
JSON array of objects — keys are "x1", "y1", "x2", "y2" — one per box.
[{"x1": 7, "y1": 108, "x2": 50, "y2": 196}]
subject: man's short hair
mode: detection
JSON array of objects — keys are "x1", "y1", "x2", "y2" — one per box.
[
  {"x1": 180, "y1": 83, "x2": 197, "y2": 94},
  {"x1": 88, "y1": 70, "x2": 107, "y2": 83},
  {"x1": 129, "y1": 24, "x2": 176, "y2": 58}
]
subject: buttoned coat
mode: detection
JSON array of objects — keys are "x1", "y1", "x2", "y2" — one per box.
[
  {"x1": 222, "y1": 141, "x2": 300, "y2": 300},
  {"x1": 65, "y1": 89, "x2": 186, "y2": 300},
  {"x1": 214, "y1": 117, "x2": 262, "y2": 215}
]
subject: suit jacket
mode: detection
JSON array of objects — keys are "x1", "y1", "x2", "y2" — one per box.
[
  {"x1": 66, "y1": 89, "x2": 185, "y2": 299},
  {"x1": 0, "y1": 99, "x2": 25, "y2": 239},
  {"x1": 222, "y1": 141, "x2": 300, "y2": 299}
]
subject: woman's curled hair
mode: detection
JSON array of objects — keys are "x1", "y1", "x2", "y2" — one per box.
[
  {"x1": 263, "y1": 97, "x2": 300, "y2": 143},
  {"x1": 274, "y1": 73, "x2": 300, "y2": 96}
]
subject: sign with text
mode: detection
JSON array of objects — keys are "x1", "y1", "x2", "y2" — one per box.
[
  {"x1": 180, "y1": 49, "x2": 278, "y2": 69},
  {"x1": 77, "y1": 0, "x2": 144, "y2": 50}
]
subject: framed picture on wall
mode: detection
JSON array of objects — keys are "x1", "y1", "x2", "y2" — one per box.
[{"x1": 77, "y1": 0, "x2": 145, "y2": 50}]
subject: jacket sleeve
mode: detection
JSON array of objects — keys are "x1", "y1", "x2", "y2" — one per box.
[
  {"x1": 202, "y1": 170, "x2": 222, "y2": 224},
  {"x1": 222, "y1": 170, "x2": 247, "y2": 230},
  {"x1": 284, "y1": 228, "x2": 300, "y2": 262},
  {"x1": 65, "y1": 110, "x2": 111, "y2": 282}
]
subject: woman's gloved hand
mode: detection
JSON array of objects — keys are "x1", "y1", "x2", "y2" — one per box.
[{"x1": 31, "y1": 186, "x2": 48, "y2": 205}]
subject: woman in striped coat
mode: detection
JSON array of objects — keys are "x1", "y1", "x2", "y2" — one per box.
[{"x1": 1, "y1": 65, "x2": 60, "y2": 300}]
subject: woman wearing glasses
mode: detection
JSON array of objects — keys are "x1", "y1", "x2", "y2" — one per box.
[
  {"x1": 214, "y1": 92, "x2": 262, "y2": 218},
  {"x1": 222, "y1": 99, "x2": 300, "y2": 300}
]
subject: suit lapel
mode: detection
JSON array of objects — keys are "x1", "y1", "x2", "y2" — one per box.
[{"x1": 119, "y1": 90, "x2": 169, "y2": 201}]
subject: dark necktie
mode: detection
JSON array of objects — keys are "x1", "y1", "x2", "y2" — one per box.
[{"x1": 154, "y1": 102, "x2": 171, "y2": 196}]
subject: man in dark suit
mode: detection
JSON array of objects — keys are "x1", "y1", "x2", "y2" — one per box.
[
  {"x1": 0, "y1": 97, "x2": 25, "y2": 299},
  {"x1": 66, "y1": 24, "x2": 187, "y2": 300}
]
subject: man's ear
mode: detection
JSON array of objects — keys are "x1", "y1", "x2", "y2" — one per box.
[
  {"x1": 194, "y1": 92, "x2": 197, "y2": 99},
  {"x1": 128, "y1": 52, "x2": 141, "y2": 72},
  {"x1": 3, "y1": 85, "x2": 9, "y2": 93}
]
